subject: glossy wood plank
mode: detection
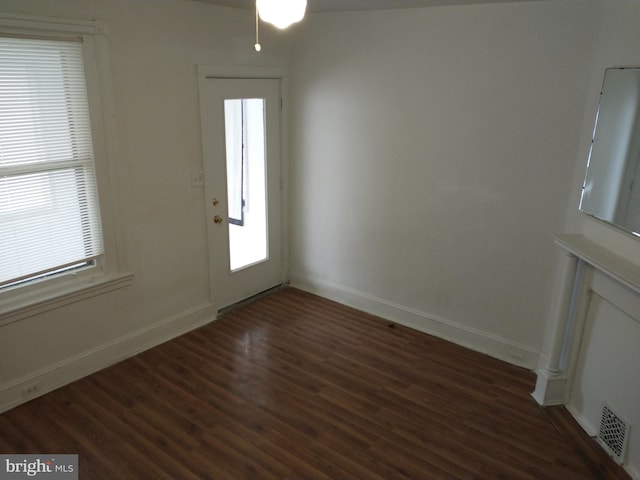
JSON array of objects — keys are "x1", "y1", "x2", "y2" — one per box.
[{"x1": 0, "y1": 288, "x2": 631, "y2": 479}]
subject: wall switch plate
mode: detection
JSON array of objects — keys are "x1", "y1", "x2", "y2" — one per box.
[{"x1": 191, "y1": 171, "x2": 204, "y2": 187}]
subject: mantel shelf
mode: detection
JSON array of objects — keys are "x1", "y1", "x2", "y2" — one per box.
[{"x1": 553, "y1": 234, "x2": 640, "y2": 295}]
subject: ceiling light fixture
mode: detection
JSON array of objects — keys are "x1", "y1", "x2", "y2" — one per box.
[
  {"x1": 254, "y1": 0, "x2": 307, "y2": 52},
  {"x1": 258, "y1": 0, "x2": 307, "y2": 29}
]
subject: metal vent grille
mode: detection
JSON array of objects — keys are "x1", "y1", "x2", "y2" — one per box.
[{"x1": 597, "y1": 403, "x2": 630, "y2": 464}]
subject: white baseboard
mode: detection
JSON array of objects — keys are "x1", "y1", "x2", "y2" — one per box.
[
  {"x1": 531, "y1": 368, "x2": 568, "y2": 406},
  {"x1": 565, "y1": 404, "x2": 598, "y2": 437},
  {"x1": 289, "y1": 271, "x2": 539, "y2": 370},
  {"x1": 0, "y1": 302, "x2": 218, "y2": 413}
]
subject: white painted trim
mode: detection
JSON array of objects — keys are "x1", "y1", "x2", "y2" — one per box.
[
  {"x1": 197, "y1": 64, "x2": 291, "y2": 306},
  {"x1": 289, "y1": 271, "x2": 539, "y2": 369},
  {"x1": 566, "y1": 403, "x2": 598, "y2": 437},
  {"x1": 532, "y1": 250, "x2": 582, "y2": 406},
  {"x1": 531, "y1": 368, "x2": 568, "y2": 406},
  {"x1": 628, "y1": 464, "x2": 640, "y2": 480},
  {"x1": 197, "y1": 64, "x2": 290, "y2": 80},
  {"x1": 591, "y1": 269, "x2": 640, "y2": 323},
  {"x1": 0, "y1": 272, "x2": 134, "y2": 326},
  {"x1": 0, "y1": 13, "x2": 103, "y2": 35},
  {"x1": 0, "y1": 302, "x2": 217, "y2": 413},
  {"x1": 553, "y1": 234, "x2": 640, "y2": 295}
]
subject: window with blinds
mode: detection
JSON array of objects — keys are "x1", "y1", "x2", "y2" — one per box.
[{"x1": 0, "y1": 36, "x2": 104, "y2": 289}]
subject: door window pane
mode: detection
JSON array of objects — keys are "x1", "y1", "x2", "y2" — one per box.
[{"x1": 223, "y1": 98, "x2": 268, "y2": 271}]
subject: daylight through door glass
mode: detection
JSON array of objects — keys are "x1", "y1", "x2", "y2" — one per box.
[{"x1": 223, "y1": 98, "x2": 268, "y2": 271}]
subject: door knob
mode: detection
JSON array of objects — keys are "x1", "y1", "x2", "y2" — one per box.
[{"x1": 213, "y1": 215, "x2": 223, "y2": 224}]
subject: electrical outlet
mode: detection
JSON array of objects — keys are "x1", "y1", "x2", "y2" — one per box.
[
  {"x1": 22, "y1": 382, "x2": 41, "y2": 399},
  {"x1": 191, "y1": 171, "x2": 204, "y2": 187}
]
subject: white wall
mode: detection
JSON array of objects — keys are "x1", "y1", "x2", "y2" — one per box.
[
  {"x1": 289, "y1": 0, "x2": 599, "y2": 366},
  {"x1": 0, "y1": 0, "x2": 290, "y2": 410}
]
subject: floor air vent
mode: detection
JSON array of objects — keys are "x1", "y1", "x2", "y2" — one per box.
[{"x1": 597, "y1": 403, "x2": 630, "y2": 464}]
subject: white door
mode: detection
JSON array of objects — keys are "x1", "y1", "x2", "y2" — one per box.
[{"x1": 199, "y1": 77, "x2": 283, "y2": 310}]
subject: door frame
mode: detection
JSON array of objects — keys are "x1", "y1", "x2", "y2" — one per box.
[{"x1": 197, "y1": 64, "x2": 290, "y2": 307}]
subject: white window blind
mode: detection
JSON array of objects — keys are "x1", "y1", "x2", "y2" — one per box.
[{"x1": 0, "y1": 36, "x2": 104, "y2": 288}]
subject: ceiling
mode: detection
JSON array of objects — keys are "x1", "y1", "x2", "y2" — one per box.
[{"x1": 196, "y1": 0, "x2": 532, "y2": 13}]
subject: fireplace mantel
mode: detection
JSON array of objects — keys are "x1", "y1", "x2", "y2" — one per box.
[
  {"x1": 553, "y1": 234, "x2": 640, "y2": 295},
  {"x1": 532, "y1": 234, "x2": 640, "y2": 406}
]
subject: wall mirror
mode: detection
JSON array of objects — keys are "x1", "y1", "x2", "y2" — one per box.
[{"x1": 580, "y1": 67, "x2": 640, "y2": 237}]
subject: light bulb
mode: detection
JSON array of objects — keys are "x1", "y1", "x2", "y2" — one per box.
[{"x1": 257, "y1": 0, "x2": 307, "y2": 29}]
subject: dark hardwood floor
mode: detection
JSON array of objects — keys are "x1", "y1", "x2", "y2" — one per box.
[{"x1": 0, "y1": 288, "x2": 631, "y2": 479}]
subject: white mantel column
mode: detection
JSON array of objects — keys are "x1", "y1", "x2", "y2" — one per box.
[{"x1": 532, "y1": 248, "x2": 579, "y2": 406}]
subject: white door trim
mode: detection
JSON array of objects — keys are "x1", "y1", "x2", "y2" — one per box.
[{"x1": 197, "y1": 65, "x2": 290, "y2": 307}]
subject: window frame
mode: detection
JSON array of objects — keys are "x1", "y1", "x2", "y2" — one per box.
[{"x1": 0, "y1": 14, "x2": 132, "y2": 325}]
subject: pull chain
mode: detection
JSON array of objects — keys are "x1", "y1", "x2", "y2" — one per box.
[{"x1": 254, "y1": 2, "x2": 261, "y2": 52}]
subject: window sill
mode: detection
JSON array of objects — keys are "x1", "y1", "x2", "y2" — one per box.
[{"x1": 0, "y1": 272, "x2": 134, "y2": 326}]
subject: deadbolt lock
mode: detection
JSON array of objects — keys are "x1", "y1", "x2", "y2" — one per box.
[{"x1": 212, "y1": 198, "x2": 219, "y2": 206}]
